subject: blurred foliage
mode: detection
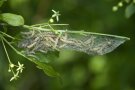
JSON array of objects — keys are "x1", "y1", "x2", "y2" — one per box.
[
  {"x1": 0, "y1": 0, "x2": 134, "y2": 90},
  {"x1": 125, "y1": 3, "x2": 135, "y2": 18}
]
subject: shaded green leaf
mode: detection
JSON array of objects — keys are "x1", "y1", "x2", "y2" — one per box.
[
  {"x1": 30, "y1": 51, "x2": 59, "y2": 63},
  {"x1": 15, "y1": 51, "x2": 60, "y2": 77},
  {"x1": 0, "y1": 13, "x2": 24, "y2": 26},
  {"x1": 125, "y1": 3, "x2": 135, "y2": 18},
  {"x1": 36, "y1": 61, "x2": 60, "y2": 77}
]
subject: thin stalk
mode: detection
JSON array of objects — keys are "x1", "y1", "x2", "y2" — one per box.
[
  {"x1": 1, "y1": 38, "x2": 12, "y2": 64},
  {"x1": 23, "y1": 25, "x2": 130, "y2": 40},
  {"x1": 0, "y1": 31, "x2": 15, "y2": 39},
  {"x1": 3, "y1": 25, "x2": 7, "y2": 33},
  {"x1": 2, "y1": 36, "x2": 38, "y2": 64},
  {"x1": 49, "y1": 24, "x2": 69, "y2": 26},
  {"x1": 32, "y1": 23, "x2": 69, "y2": 27},
  {"x1": 47, "y1": 23, "x2": 57, "y2": 33},
  {"x1": 31, "y1": 23, "x2": 48, "y2": 26}
]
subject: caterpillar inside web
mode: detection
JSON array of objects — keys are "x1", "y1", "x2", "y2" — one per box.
[{"x1": 18, "y1": 24, "x2": 128, "y2": 56}]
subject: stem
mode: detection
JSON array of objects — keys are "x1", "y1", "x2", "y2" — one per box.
[
  {"x1": 3, "y1": 25, "x2": 7, "y2": 33},
  {"x1": 32, "y1": 23, "x2": 69, "y2": 27},
  {"x1": 31, "y1": 23, "x2": 48, "y2": 26},
  {"x1": 2, "y1": 37, "x2": 19, "y2": 54},
  {"x1": 23, "y1": 25, "x2": 130, "y2": 40},
  {"x1": 0, "y1": 31, "x2": 15, "y2": 39},
  {"x1": 47, "y1": 23, "x2": 57, "y2": 33},
  {"x1": 11, "y1": 68, "x2": 15, "y2": 75},
  {"x1": 1, "y1": 38, "x2": 12, "y2": 64},
  {"x1": 2, "y1": 36, "x2": 38, "y2": 64}
]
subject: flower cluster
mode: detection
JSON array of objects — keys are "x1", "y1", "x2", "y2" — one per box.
[
  {"x1": 112, "y1": 0, "x2": 135, "y2": 12},
  {"x1": 8, "y1": 62, "x2": 24, "y2": 81},
  {"x1": 1, "y1": 36, "x2": 25, "y2": 82},
  {"x1": 49, "y1": 10, "x2": 61, "y2": 23}
]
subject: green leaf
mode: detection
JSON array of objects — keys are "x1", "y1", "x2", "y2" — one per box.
[
  {"x1": 0, "y1": 0, "x2": 5, "y2": 7},
  {"x1": 19, "y1": 52, "x2": 60, "y2": 77},
  {"x1": 125, "y1": 3, "x2": 135, "y2": 18},
  {"x1": 33, "y1": 51, "x2": 59, "y2": 63},
  {"x1": 36, "y1": 61, "x2": 60, "y2": 77},
  {"x1": 17, "y1": 52, "x2": 60, "y2": 77},
  {"x1": 0, "y1": 13, "x2": 24, "y2": 26}
]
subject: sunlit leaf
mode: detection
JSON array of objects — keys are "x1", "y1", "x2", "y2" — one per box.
[
  {"x1": 0, "y1": 13, "x2": 24, "y2": 26},
  {"x1": 125, "y1": 3, "x2": 135, "y2": 18}
]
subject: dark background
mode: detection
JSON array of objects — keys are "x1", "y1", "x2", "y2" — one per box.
[{"x1": 0, "y1": 0, "x2": 134, "y2": 90}]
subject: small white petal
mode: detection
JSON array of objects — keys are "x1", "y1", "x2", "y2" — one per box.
[
  {"x1": 56, "y1": 16, "x2": 59, "y2": 22},
  {"x1": 10, "y1": 77, "x2": 15, "y2": 81},
  {"x1": 18, "y1": 61, "x2": 20, "y2": 64},
  {"x1": 52, "y1": 10, "x2": 56, "y2": 13},
  {"x1": 52, "y1": 14, "x2": 56, "y2": 17}
]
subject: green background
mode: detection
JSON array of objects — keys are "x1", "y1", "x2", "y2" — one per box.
[{"x1": 0, "y1": 0, "x2": 134, "y2": 90}]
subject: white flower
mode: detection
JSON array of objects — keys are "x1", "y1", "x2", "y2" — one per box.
[
  {"x1": 10, "y1": 71, "x2": 19, "y2": 81},
  {"x1": 16, "y1": 61, "x2": 24, "y2": 73},
  {"x1": 52, "y1": 10, "x2": 61, "y2": 22}
]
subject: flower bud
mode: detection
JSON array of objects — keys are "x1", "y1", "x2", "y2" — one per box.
[
  {"x1": 118, "y1": 2, "x2": 123, "y2": 7},
  {"x1": 8, "y1": 69, "x2": 11, "y2": 72},
  {"x1": 49, "y1": 18, "x2": 54, "y2": 23},
  {"x1": 112, "y1": 6, "x2": 118, "y2": 12},
  {"x1": 10, "y1": 63, "x2": 15, "y2": 68}
]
